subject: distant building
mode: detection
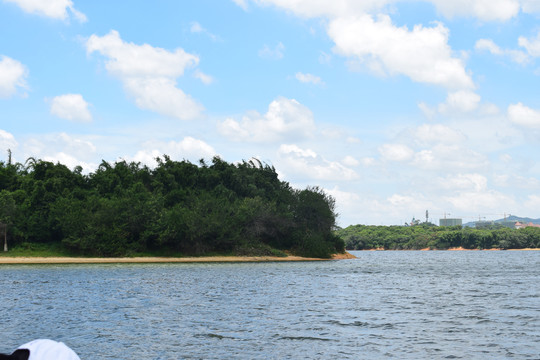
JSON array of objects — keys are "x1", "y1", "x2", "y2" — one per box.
[
  {"x1": 439, "y1": 218, "x2": 462, "y2": 227},
  {"x1": 514, "y1": 221, "x2": 540, "y2": 229}
]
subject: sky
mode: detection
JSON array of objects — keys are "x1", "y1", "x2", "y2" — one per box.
[{"x1": 1, "y1": 0, "x2": 540, "y2": 227}]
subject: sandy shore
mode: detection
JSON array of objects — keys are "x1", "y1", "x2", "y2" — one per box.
[{"x1": 0, "y1": 252, "x2": 356, "y2": 264}]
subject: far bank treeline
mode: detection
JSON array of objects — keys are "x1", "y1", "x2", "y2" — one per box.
[
  {"x1": 0, "y1": 155, "x2": 344, "y2": 258},
  {"x1": 338, "y1": 224, "x2": 540, "y2": 250}
]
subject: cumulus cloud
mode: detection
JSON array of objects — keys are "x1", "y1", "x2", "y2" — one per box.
[
  {"x1": 444, "y1": 190, "x2": 516, "y2": 213},
  {"x1": 342, "y1": 155, "x2": 359, "y2": 167},
  {"x1": 518, "y1": 31, "x2": 540, "y2": 57},
  {"x1": 379, "y1": 143, "x2": 414, "y2": 162},
  {"x1": 295, "y1": 72, "x2": 323, "y2": 85},
  {"x1": 438, "y1": 90, "x2": 481, "y2": 113},
  {"x1": 17, "y1": 132, "x2": 97, "y2": 171},
  {"x1": 0, "y1": 55, "x2": 28, "y2": 98},
  {"x1": 193, "y1": 70, "x2": 214, "y2": 84},
  {"x1": 131, "y1": 137, "x2": 217, "y2": 167},
  {"x1": 429, "y1": 0, "x2": 520, "y2": 21},
  {"x1": 43, "y1": 152, "x2": 96, "y2": 172},
  {"x1": 521, "y1": 0, "x2": 540, "y2": 13},
  {"x1": 242, "y1": 0, "x2": 388, "y2": 18},
  {"x1": 437, "y1": 173, "x2": 488, "y2": 192},
  {"x1": 278, "y1": 144, "x2": 359, "y2": 181},
  {"x1": 190, "y1": 21, "x2": 219, "y2": 41},
  {"x1": 475, "y1": 38, "x2": 529, "y2": 64},
  {"x1": 232, "y1": 0, "x2": 249, "y2": 10},
  {"x1": 508, "y1": 102, "x2": 540, "y2": 129},
  {"x1": 86, "y1": 30, "x2": 204, "y2": 120},
  {"x1": 242, "y1": 0, "x2": 527, "y2": 22},
  {"x1": 420, "y1": 90, "x2": 498, "y2": 117},
  {"x1": 218, "y1": 97, "x2": 315, "y2": 142},
  {"x1": 412, "y1": 144, "x2": 489, "y2": 171},
  {"x1": 258, "y1": 42, "x2": 285, "y2": 60},
  {"x1": 0, "y1": 129, "x2": 18, "y2": 150},
  {"x1": 50, "y1": 94, "x2": 92, "y2": 122},
  {"x1": 4, "y1": 0, "x2": 87, "y2": 22},
  {"x1": 327, "y1": 15, "x2": 474, "y2": 90},
  {"x1": 412, "y1": 124, "x2": 467, "y2": 146}
]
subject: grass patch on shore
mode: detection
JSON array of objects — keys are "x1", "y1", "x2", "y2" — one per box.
[
  {"x1": 0, "y1": 242, "x2": 289, "y2": 258},
  {"x1": 0, "y1": 242, "x2": 76, "y2": 257}
]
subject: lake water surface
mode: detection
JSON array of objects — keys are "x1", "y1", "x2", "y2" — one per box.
[{"x1": 1, "y1": 251, "x2": 539, "y2": 359}]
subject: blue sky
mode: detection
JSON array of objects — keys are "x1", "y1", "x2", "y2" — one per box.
[{"x1": 1, "y1": 0, "x2": 540, "y2": 226}]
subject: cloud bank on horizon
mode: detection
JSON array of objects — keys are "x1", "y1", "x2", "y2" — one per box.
[{"x1": 1, "y1": 0, "x2": 540, "y2": 226}]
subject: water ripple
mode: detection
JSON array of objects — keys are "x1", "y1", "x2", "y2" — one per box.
[{"x1": 0, "y1": 251, "x2": 539, "y2": 359}]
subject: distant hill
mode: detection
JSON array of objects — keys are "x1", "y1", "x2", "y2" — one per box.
[{"x1": 464, "y1": 215, "x2": 540, "y2": 228}]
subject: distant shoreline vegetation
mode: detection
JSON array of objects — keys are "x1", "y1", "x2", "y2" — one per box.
[
  {"x1": 0, "y1": 155, "x2": 344, "y2": 258},
  {"x1": 338, "y1": 224, "x2": 540, "y2": 251}
]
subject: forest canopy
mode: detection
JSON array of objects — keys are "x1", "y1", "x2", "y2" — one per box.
[
  {"x1": 338, "y1": 224, "x2": 540, "y2": 250},
  {"x1": 0, "y1": 155, "x2": 344, "y2": 258}
]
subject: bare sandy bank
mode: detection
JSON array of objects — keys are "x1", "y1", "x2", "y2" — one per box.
[{"x1": 0, "y1": 252, "x2": 356, "y2": 264}]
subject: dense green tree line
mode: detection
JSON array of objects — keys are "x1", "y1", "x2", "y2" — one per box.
[
  {"x1": 0, "y1": 155, "x2": 344, "y2": 258},
  {"x1": 338, "y1": 224, "x2": 540, "y2": 250}
]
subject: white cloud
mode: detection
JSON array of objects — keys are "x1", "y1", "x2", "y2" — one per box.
[
  {"x1": 518, "y1": 31, "x2": 540, "y2": 57},
  {"x1": 4, "y1": 0, "x2": 87, "y2": 22},
  {"x1": 475, "y1": 38, "x2": 529, "y2": 64},
  {"x1": 123, "y1": 77, "x2": 203, "y2": 119},
  {"x1": 86, "y1": 30, "x2": 204, "y2": 120},
  {"x1": 50, "y1": 94, "x2": 92, "y2": 122},
  {"x1": 327, "y1": 15, "x2": 474, "y2": 90},
  {"x1": 194, "y1": 70, "x2": 214, "y2": 84},
  {"x1": 319, "y1": 51, "x2": 332, "y2": 65},
  {"x1": 524, "y1": 195, "x2": 540, "y2": 213},
  {"x1": 508, "y1": 102, "x2": 540, "y2": 129},
  {"x1": 522, "y1": 0, "x2": 540, "y2": 13},
  {"x1": 56, "y1": 132, "x2": 96, "y2": 155},
  {"x1": 421, "y1": 90, "x2": 498, "y2": 117},
  {"x1": 413, "y1": 124, "x2": 467, "y2": 146},
  {"x1": 132, "y1": 137, "x2": 217, "y2": 167},
  {"x1": 412, "y1": 144, "x2": 489, "y2": 171},
  {"x1": 17, "y1": 133, "x2": 97, "y2": 172},
  {"x1": 438, "y1": 173, "x2": 488, "y2": 192},
  {"x1": 0, "y1": 55, "x2": 28, "y2": 98},
  {"x1": 279, "y1": 144, "x2": 316, "y2": 158},
  {"x1": 190, "y1": 21, "x2": 219, "y2": 41},
  {"x1": 361, "y1": 157, "x2": 375, "y2": 166},
  {"x1": 232, "y1": 0, "x2": 249, "y2": 10},
  {"x1": 44, "y1": 152, "x2": 96, "y2": 172},
  {"x1": 245, "y1": 0, "x2": 388, "y2": 18},
  {"x1": 429, "y1": 0, "x2": 520, "y2": 21},
  {"x1": 444, "y1": 190, "x2": 516, "y2": 213},
  {"x1": 218, "y1": 97, "x2": 315, "y2": 142},
  {"x1": 245, "y1": 0, "x2": 525, "y2": 22},
  {"x1": 342, "y1": 155, "x2": 359, "y2": 167},
  {"x1": 295, "y1": 72, "x2": 323, "y2": 85},
  {"x1": 438, "y1": 90, "x2": 481, "y2": 113},
  {"x1": 190, "y1": 21, "x2": 204, "y2": 33},
  {"x1": 278, "y1": 144, "x2": 359, "y2": 181},
  {"x1": 0, "y1": 129, "x2": 18, "y2": 150},
  {"x1": 258, "y1": 42, "x2": 285, "y2": 60},
  {"x1": 379, "y1": 143, "x2": 414, "y2": 162}
]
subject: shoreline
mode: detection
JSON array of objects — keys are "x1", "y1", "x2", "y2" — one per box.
[
  {"x1": 0, "y1": 252, "x2": 357, "y2": 264},
  {"x1": 356, "y1": 247, "x2": 540, "y2": 251}
]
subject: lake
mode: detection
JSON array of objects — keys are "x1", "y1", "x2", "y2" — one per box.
[{"x1": 1, "y1": 251, "x2": 539, "y2": 359}]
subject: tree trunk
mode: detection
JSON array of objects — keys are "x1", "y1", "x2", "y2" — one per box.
[{"x1": 2, "y1": 224, "x2": 7, "y2": 252}]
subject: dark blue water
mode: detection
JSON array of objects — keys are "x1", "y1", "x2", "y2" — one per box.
[{"x1": 1, "y1": 251, "x2": 539, "y2": 359}]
